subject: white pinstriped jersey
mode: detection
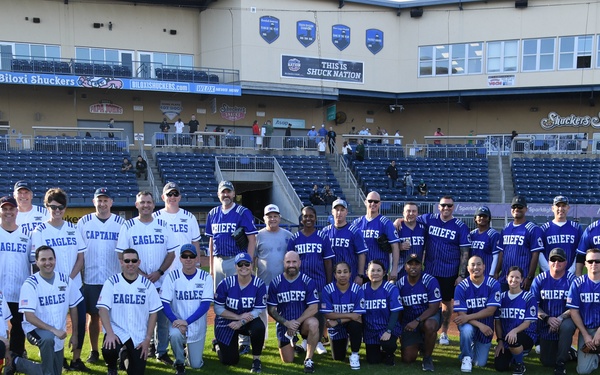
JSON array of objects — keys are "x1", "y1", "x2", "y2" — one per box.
[
  {"x1": 77, "y1": 213, "x2": 125, "y2": 285},
  {"x1": 31, "y1": 222, "x2": 87, "y2": 290},
  {"x1": 97, "y1": 274, "x2": 163, "y2": 347},
  {"x1": 0, "y1": 292, "x2": 12, "y2": 337},
  {"x1": 15, "y1": 205, "x2": 50, "y2": 237},
  {"x1": 0, "y1": 225, "x2": 32, "y2": 302},
  {"x1": 19, "y1": 272, "x2": 83, "y2": 351},
  {"x1": 152, "y1": 209, "x2": 201, "y2": 271},
  {"x1": 160, "y1": 269, "x2": 214, "y2": 343},
  {"x1": 115, "y1": 217, "x2": 177, "y2": 288}
]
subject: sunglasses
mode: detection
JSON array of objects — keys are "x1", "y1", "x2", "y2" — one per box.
[
  {"x1": 166, "y1": 191, "x2": 180, "y2": 197},
  {"x1": 549, "y1": 258, "x2": 566, "y2": 263},
  {"x1": 440, "y1": 203, "x2": 454, "y2": 208},
  {"x1": 367, "y1": 200, "x2": 380, "y2": 204},
  {"x1": 181, "y1": 254, "x2": 196, "y2": 259},
  {"x1": 511, "y1": 205, "x2": 525, "y2": 209},
  {"x1": 586, "y1": 259, "x2": 600, "y2": 264},
  {"x1": 123, "y1": 258, "x2": 139, "y2": 264},
  {"x1": 237, "y1": 262, "x2": 251, "y2": 268},
  {"x1": 48, "y1": 204, "x2": 66, "y2": 211}
]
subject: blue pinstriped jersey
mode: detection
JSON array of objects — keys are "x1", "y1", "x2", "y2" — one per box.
[
  {"x1": 397, "y1": 273, "x2": 441, "y2": 324},
  {"x1": 454, "y1": 276, "x2": 501, "y2": 344},
  {"x1": 566, "y1": 275, "x2": 600, "y2": 330},
  {"x1": 352, "y1": 215, "x2": 400, "y2": 273},
  {"x1": 205, "y1": 203, "x2": 258, "y2": 257},
  {"x1": 362, "y1": 281, "x2": 402, "y2": 344},
  {"x1": 287, "y1": 229, "x2": 335, "y2": 292},
  {"x1": 397, "y1": 222, "x2": 427, "y2": 278},
  {"x1": 577, "y1": 220, "x2": 600, "y2": 256},
  {"x1": 495, "y1": 290, "x2": 538, "y2": 344},
  {"x1": 540, "y1": 220, "x2": 582, "y2": 269},
  {"x1": 469, "y1": 228, "x2": 500, "y2": 272},
  {"x1": 322, "y1": 223, "x2": 368, "y2": 281},
  {"x1": 497, "y1": 221, "x2": 544, "y2": 284},
  {"x1": 530, "y1": 270, "x2": 574, "y2": 340},
  {"x1": 320, "y1": 282, "x2": 365, "y2": 340}
]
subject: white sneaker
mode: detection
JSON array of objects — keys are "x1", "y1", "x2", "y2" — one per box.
[
  {"x1": 461, "y1": 356, "x2": 472, "y2": 373},
  {"x1": 439, "y1": 332, "x2": 450, "y2": 345},
  {"x1": 349, "y1": 353, "x2": 360, "y2": 370},
  {"x1": 535, "y1": 345, "x2": 541, "y2": 354},
  {"x1": 316, "y1": 342, "x2": 327, "y2": 355}
]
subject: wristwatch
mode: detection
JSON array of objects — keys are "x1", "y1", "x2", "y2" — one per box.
[{"x1": 415, "y1": 317, "x2": 421, "y2": 322}]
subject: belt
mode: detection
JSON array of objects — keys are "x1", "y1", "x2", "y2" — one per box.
[{"x1": 216, "y1": 255, "x2": 235, "y2": 260}]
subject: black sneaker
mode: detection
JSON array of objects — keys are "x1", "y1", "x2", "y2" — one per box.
[
  {"x1": 175, "y1": 363, "x2": 186, "y2": 375},
  {"x1": 86, "y1": 350, "x2": 100, "y2": 364},
  {"x1": 148, "y1": 343, "x2": 156, "y2": 358},
  {"x1": 212, "y1": 338, "x2": 218, "y2": 352},
  {"x1": 70, "y1": 359, "x2": 90, "y2": 372},
  {"x1": 251, "y1": 358, "x2": 262, "y2": 373},
  {"x1": 63, "y1": 358, "x2": 72, "y2": 371},
  {"x1": 239, "y1": 345, "x2": 251, "y2": 355},
  {"x1": 107, "y1": 369, "x2": 118, "y2": 375},
  {"x1": 118, "y1": 348, "x2": 127, "y2": 371},
  {"x1": 513, "y1": 362, "x2": 526, "y2": 375},
  {"x1": 554, "y1": 362, "x2": 566, "y2": 375},
  {"x1": 157, "y1": 353, "x2": 174, "y2": 366},
  {"x1": 384, "y1": 354, "x2": 395, "y2": 366},
  {"x1": 304, "y1": 358, "x2": 315, "y2": 373}
]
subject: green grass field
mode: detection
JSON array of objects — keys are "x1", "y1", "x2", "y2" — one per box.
[{"x1": 20, "y1": 329, "x2": 580, "y2": 374}]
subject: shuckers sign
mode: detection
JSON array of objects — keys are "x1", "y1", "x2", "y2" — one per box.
[{"x1": 540, "y1": 112, "x2": 600, "y2": 130}]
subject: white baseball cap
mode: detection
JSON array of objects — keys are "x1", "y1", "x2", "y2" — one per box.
[{"x1": 264, "y1": 204, "x2": 280, "y2": 215}]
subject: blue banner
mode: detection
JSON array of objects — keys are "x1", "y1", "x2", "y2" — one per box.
[
  {"x1": 297, "y1": 20, "x2": 316, "y2": 47},
  {"x1": 281, "y1": 55, "x2": 363, "y2": 84},
  {"x1": 366, "y1": 29, "x2": 384, "y2": 55},
  {"x1": 260, "y1": 16, "x2": 280, "y2": 44},
  {"x1": 332, "y1": 24, "x2": 350, "y2": 51},
  {"x1": 0, "y1": 72, "x2": 241, "y2": 96}
]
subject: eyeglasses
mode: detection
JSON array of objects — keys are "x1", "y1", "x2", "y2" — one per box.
[
  {"x1": 123, "y1": 258, "x2": 139, "y2": 264},
  {"x1": 237, "y1": 262, "x2": 251, "y2": 268},
  {"x1": 549, "y1": 258, "x2": 566, "y2": 263},
  {"x1": 511, "y1": 205, "x2": 525, "y2": 210},
  {"x1": 166, "y1": 191, "x2": 180, "y2": 197},
  {"x1": 440, "y1": 203, "x2": 454, "y2": 208},
  {"x1": 181, "y1": 254, "x2": 196, "y2": 259},
  {"x1": 48, "y1": 205, "x2": 66, "y2": 211},
  {"x1": 367, "y1": 200, "x2": 380, "y2": 204},
  {"x1": 586, "y1": 259, "x2": 600, "y2": 264}
]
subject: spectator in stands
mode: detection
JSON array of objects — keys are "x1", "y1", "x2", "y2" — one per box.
[
  {"x1": 381, "y1": 129, "x2": 389, "y2": 145},
  {"x1": 417, "y1": 179, "x2": 428, "y2": 196},
  {"x1": 327, "y1": 126, "x2": 337, "y2": 153},
  {"x1": 394, "y1": 130, "x2": 402, "y2": 145},
  {"x1": 322, "y1": 185, "x2": 337, "y2": 206},
  {"x1": 318, "y1": 124, "x2": 328, "y2": 139},
  {"x1": 284, "y1": 123, "x2": 292, "y2": 146},
  {"x1": 174, "y1": 118, "x2": 185, "y2": 146},
  {"x1": 252, "y1": 120, "x2": 261, "y2": 149},
  {"x1": 510, "y1": 130, "x2": 519, "y2": 141},
  {"x1": 263, "y1": 120, "x2": 274, "y2": 149},
  {"x1": 385, "y1": 160, "x2": 398, "y2": 189},
  {"x1": 358, "y1": 127, "x2": 369, "y2": 144},
  {"x1": 160, "y1": 117, "x2": 170, "y2": 134},
  {"x1": 467, "y1": 130, "x2": 474, "y2": 145},
  {"x1": 318, "y1": 138, "x2": 327, "y2": 156},
  {"x1": 121, "y1": 157, "x2": 133, "y2": 174},
  {"x1": 403, "y1": 170, "x2": 414, "y2": 196},
  {"x1": 355, "y1": 140, "x2": 365, "y2": 161},
  {"x1": 309, "y1": 185, "x2": 325, "y2": 206},
  {"x1": 215, "y1": 125, "x2": 224, "y2": 147},
  {"x1": 107, "y1": 118, "x2": 115, "y2": 138},
  {"x1": 342, "y1": 141, "x2": 352, "y2": 164},
  {"x1": 135, "y1": 155, "x2": 148, "y2": 180},
  {"x1": 307, "y1": 125, "x2": 318, "y2": 148},
  {"x1": 189, "y1": 115, "x2": 199, "y2": 146},
  {"x1": 203, "y1": 125, "x2": 210, "y2": 147},
  {"x1": 434, "y1": 127, "x2": 444, "y2": 145},
  {"x1": 349, "y1": 126, "x2": 358, "y2": 144}
]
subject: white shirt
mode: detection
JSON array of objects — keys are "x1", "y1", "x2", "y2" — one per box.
[
  {"x1": 174, "y1": 121, "x2": 185, "y2": 134},
  {"x1": 153, "y1": 209, "x2": 201, "y2": 271},
  {"x1": 0, "y1": 225, "x2": 32, "y2": 302}
]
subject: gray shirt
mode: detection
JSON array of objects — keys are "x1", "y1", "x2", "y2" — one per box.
[{"x1": 255, "y1": 227, "x2": 293, "y2": 286}]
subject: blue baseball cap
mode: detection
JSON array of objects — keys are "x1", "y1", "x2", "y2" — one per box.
[
  {"x1": 94, "y1": 187, "x2": 111, "y2": 199},
  {"x1": 218, "y1": 180, "x2": 235, "y2": 193},
  {"x1": 475, "y1": 206, "x2": 491, "y2": 217},
  {"x1": 180, "y1": 243, "x2": 197, "y2": 256},
  {"x1": 14, "y1": 181, "x2": 32, "y2": 192},
  {"x1": 234, "y1": 252, "x2": 252, "y2": 265}
]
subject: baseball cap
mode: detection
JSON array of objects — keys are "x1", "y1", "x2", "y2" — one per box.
[
  {"x1": 332, "y1": 199, "x2": 347, "y2": 209},
  {"x1": 0, "y1": 196, "x2": 17, "y2": 207},
  {"x1": 264, "y1": 204, "x2": 280, "y2": 215},
  {"x1": 234, "y1": 252, "x2": 252, "y2": 265},
  {"x1": 553, "y1": 195, "x2": 569, "y2": 205},
  {"x1": 163, "y1": 182, "x2": 180, "y2": 195},
  {"x1": 180, "y1": 243, "x2": 197, "y2": 256},
  {"x1": 511, "y1": 195, "x2": 527, "y2": 207},
  {"x1": 311, "y1": 125, "x2": 315, "y2": 129},
  {"x1": 475, "y1": 206, "x2": 491, "y2": 217},
  {"x1": 14, "y1": 181, "x2": 32, "y2": 192},
  {"x1": 548, "y1": 247, "x2": 567, "y2": 261},
  {"x1": 405, "y1": 253, "x2": 422, "y2": 264},
  {"x1": 94, "y1": 187, "x2": 111, "y2": 199},
  {"x1": 218, "y1": 180, "x2": 234, "y2": 193}
]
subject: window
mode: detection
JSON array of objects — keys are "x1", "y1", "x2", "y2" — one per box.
[
  {"x1": 487, "y1": 40, "x2": 519, "y2": 73},
  {"x1": 559, "y1": 35, "x2": 592, "y2": 69},
  {"x1": 11, "y1": 43, "x2": 60, "y2": 60},
  {"x1": 419, "y1": 43, "x2": 482, "y2": 76},
  {"x1": 522, "y1": 38, "x2": 555, "y2": 71},
  {"x1": 75, "y1": 47, "x2": 133, "y2": 64}
]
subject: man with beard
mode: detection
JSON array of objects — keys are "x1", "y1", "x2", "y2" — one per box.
[
  {"x1": 267, "y1": 251, "x2": 320, "y2": 373},
  {"x1": 469, "y1": 206, "x2": 500, "y2": 277},
  {"x1": 393, "y1": 202, "x2": 427, "y2": 279}
]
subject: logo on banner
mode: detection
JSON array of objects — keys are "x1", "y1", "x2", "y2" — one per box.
[
  {"x1": 332, "y1": 24, "x2": 350, "y2": 51},
  {"x1": 89, "y1": 101, "x2": 123, "y2": 114},
  {"x1": 366, "y1": 29, "x2": 384, "y2": 55},
  {"x1": 159, "y1": 100, "x2": 183, "y2": 120},
  {"x1": 220, "y1": 103, "x2": 247, "y2": 121},
  {"x1": 297, "y1": 20, "x2": 316, "y2": 47},
  {"x1": 260, "y1": 16, "x2": 280, "y2": 44}
]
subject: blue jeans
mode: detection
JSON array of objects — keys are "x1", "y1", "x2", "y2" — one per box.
[
  {"x1": 406, "y1": 184, "x2": 414, "y2": 196},
  {"x1": 459, "y1": 323, "x2": 493, "y2": 367},
  {"x1": 388, "y1": 178, "x2": 397, "y2": 189}
]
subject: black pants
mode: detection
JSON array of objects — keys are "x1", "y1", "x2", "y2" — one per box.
[
  {"x1": 365, "y1": 335, "x2": 398, "y2": 364},
  {"x1": 8, "y1": 302, "x2": 25, "y2": 356},
  {"x1": 494, "y1": 332, "x2": 534, "y2": 371},
  {"x1": 331, "y1": 321, "x2": 363, "y2": 361},
  {"x1": 102, "y1": 337, "x2": 147, "y2": 375},
  {"x1": 217, "y1": 318, "x2": 265, "y2": 365}
]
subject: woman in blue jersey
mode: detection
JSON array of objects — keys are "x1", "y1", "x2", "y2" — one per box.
[
  {"x1": 321, "y1": 262, "x2": 366, "y2": 370},
  {"x1": 494, "y1": 266, "x2": 537, "y2": 375},
  {"x1": 362, "y1": 260, "x2": 403, "y2": 366}
]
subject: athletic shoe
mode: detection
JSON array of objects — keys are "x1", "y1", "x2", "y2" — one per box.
[
  {"x1": 438, "y1": 332, "x2": 450, "y2": 346},
  {"x1": 70, "y1": 358, "x2": 90, "y2": 372},
  {"x1": 535, "y1": 345, "x2": 541, "y2": 354},
  {"x1": 304, "y1": 358, "x2": 315, "y2": 373},
  {"x1": 63, "y1": 358, "x2": 71, "y2": 371},
  {"x1": 422, "y1": 356, "x2": 435, "y2": 371},
  {"x1": 148, "y1": 343, "x2": 156, "y2": 358},
  {"x1": 86, "y1": 350, "x2": 100, "y2": 364},
  {"x1": 384, "y1": 354, "x2": 395, "y2": 367},
  {"x1": 349, "y1": 353, "x2": 360, "y2": 370},
  {"x1": 554, "y1": 362, "x2": 566, "y2": 375},
  {"x1": 212, "y1": 338, "x2": 218, "y2": 352},
  {"x1": 461, "y1": 356, "x2": 472, "y2": 373},
  {"x1": 239, "y1": 345, "x2": 251, "y2": 355},
  {"x1": 316, "y1": 342, "x2": 327, "y2": 355},
  {"x1": 251, "y1": 358, "x2": 262, "y2": 373},
  {"x1": 513, "y1": 362, "x2": 526, "y2": 375},
  {"x1": 107, "y1": 369, "x2": 118, "y2": 375},
  {"x1": 175, "y1": 363, "x2": 186, "y2": 375},
  {"x1": 300, "y1": 339, "x2": 308, "y2": 351},
  {"x1": 158, "y1": 353, "x2": 174, "y2": 366},
  {"x1": 321, "y1": 336, "x2": 330, "y2": 346},
  {"x1": 4, "y1": 358, "x2": 16, "y2": 375},
  {"x1": 118, "y1": 348, "x2": 127, "y2": 370}
]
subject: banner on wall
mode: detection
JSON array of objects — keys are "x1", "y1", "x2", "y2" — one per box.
[
  {"x1": 260, "y1": 16, "x2": 280, "y2": 44},
  {"x1": 487, "y1": 75, "x2": 515, "y2": 87},
  {"x1": 332, "y1": 24, "x2": 350, "y2": 51},
  {"x1": 366, "y1": 29, "x2": 384, "y2": 55},
  {"x1": 281, "y1": 55, "x2": 364, "y2": 84},
  {"x1": 273, "y1": 118, "x2": 306, "y2": 129},
  {"x1": 297, "y1": 20, "x2": 316, "y2": 47},
  {"x1": 160, "y1": 100, "x2": 183, "y2": 120},
  {"x1": 540, "y1": 112, "x2": 600, "y2": 130},
  {"x1": 89, "y1": 101, "x2": 123, "y2": 114},
  {"x1": 220, "y1": 103, "x2": 246, "y2": 121}
]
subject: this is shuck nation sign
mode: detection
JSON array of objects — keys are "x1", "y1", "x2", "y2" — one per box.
[{"x1": 281, "y1": 55, "x2": 364, "y2": 84}]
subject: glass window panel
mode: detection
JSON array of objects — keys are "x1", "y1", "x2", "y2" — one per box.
[
  {"x1": 504, "y1": 41, "x2": 518, "y2": 56},
  {"x1": 468, "y1": 43, "x2": 482, "y2": 58},
  {"x1": 166, "y1": 54, "x2": 179, "y2": 66},
  {"x1": 181, "y1": 54, "x2": 193, "y2": 68},
  {"x1": 504, "y1": 57, "x2": 517, "y2": 71},
  {"x1": 523, "y1": 39, "x2": 537, "y2": 55},
  {"x1": 540, "y1": 55, "x2": 554, "y2": 70},
  {"x1": 435, "y1": 60, "x2": 449, "y2": 75},
  {"x1": 419, "y1": 46, "x2": 433, "y2": 61},
  {"x1": 419, "y1": 61, "x2": 432, "y2": 76},
  {"x1": 578, "y1": 36, "x2": 592, "y2": 53},
  {"x1": 435, "y1": 45, "x2": 448, "y2": 59},
  {"x1": 488, "y1": 42, "x2": 501, "y2": 57},
  {"x1": 105, "y1": 50, "x2": 119, "y2": 63},
  {"x1": 153, "y1": 53, "x2": 166, "y2": 66},
  {"x1": 468, "y1": 58, "x2": 481, "y2": 73},
  {"x1": 540, "y1": 38, "x2": 554, "y2": 53},
  {"x1": 30, "y1": 45, "x2": 44, "y2": 58},
  {"x1": 15, "y1": 43, "x2": 29, "y2": 58},
  {"x1": 522, "y1": 56, "x2": 536, "y2": 71},
  {"x1": 75, "y1": 47, "x2": 89, "y2": 61},
  {"x1": 452, "y1": 59, "x2": 465, "y2": 74},
  {"x1": 451, "y1": 44, "x2": 465, "y2": 58},
  {"x1": 488, "y1": 57, "x2": 500, "y2": 72},
  {"x1": 91, "y1": 48, "x2": 104, "y2": 63},
  {"x1": 46, "y1": 45, "x2": 60, "y2": 59},
  {"x1": 559, "y1": 53, "x2": 573, "y2": 69},
  {"x1": 560, "y1": 37, "x2": 574, "y2": 52}
]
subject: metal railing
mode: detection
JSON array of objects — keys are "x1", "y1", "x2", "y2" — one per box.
[
  {"x1": 137, "y1": 140, "x2": 159, "y2": 202},
  {"x1": 152, "y1": 132, "x2": 320, "y2": 151},
  {"x1": 273, "y1": 158, "x2": 304, "y2": 212},
  {"x1": 0, "y1": 133, "x2": 129, "y2": 153}
]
